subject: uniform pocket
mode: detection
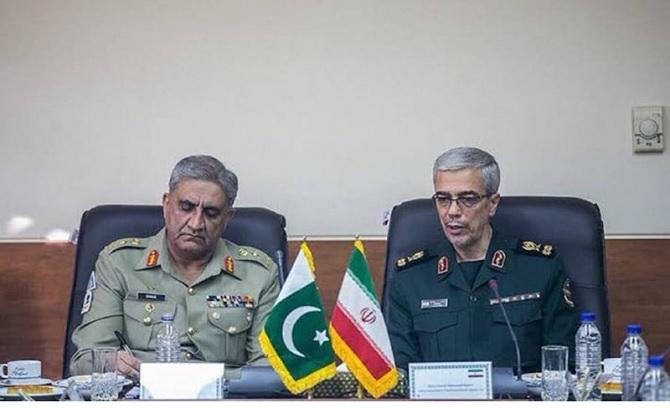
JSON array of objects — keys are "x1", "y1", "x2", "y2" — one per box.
[
  {"x1": 413, "y1": 311, "x2": 459, "y2": 361},
  {"x1": 492, "y1": 301, "x2": 542, "y2": 326},
  {"x1": 490, "y1": 300, "x2": 542, "y2": 366},
  {"x1": 123, "y1": 298, "x2": 177, "y2": 350},
  {"x1": 207, "y1": 308, "x2": 253, "y2": 365}
]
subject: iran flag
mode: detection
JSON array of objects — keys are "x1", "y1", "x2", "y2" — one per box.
[{"x1": 329, "y1": 240, "x2": 398, "y2": 398}]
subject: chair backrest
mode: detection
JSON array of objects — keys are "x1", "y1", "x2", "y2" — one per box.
[
  {"x1": 63, "y1": 204, "x2": 288, "y2": 377},
  {"x1": 381, "y1": 196, "x2": 611, "y2": 358}
]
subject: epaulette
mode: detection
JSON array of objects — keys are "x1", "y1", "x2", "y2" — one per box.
[
  {"x1": 235, "y1": 246, "x2": 273, "y2": 270},
  {"x1": 395, "y1": 249, "x2": 429, "y2": 271},
  {"x1": 103, "y1": 237, "x2": 146, "y2": 254},
  {"x1": 516, "y1": 240, "x2": 556, "y2": 258}
]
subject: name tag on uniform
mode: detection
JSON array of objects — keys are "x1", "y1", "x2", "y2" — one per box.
[
  {"x1": 420, "y1": 298, "x2": 449, "y2": 309},
  {"x1": 138, "y1": 292, "x2": 166, "y2": 301},
  {"x1": 489, "y1": 292, "x2": 540, "y2": 305}
]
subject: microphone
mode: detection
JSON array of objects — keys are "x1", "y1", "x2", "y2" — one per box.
[
  {"x1": 275, "y1": 250, "x2": 286, "y2": 287},
  {"x1": 488, "y1": 279, "x2": 523, "y2": 381}
]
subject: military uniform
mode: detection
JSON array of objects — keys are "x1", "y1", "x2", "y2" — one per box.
[
  {"x1": 70, "y1": 228, "x2": 280, "y2": 376},
  {"x1": 388, "y1": 229, "x2": 578, "y2": 372}
]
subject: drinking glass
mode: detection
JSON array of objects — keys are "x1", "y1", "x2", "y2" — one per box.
[
  {"x1": 542, "y1": 345, "x2": 569, "y2": 401},
  {"x1": 91, "y1": 347, "x2": 118, "y2": 401}
]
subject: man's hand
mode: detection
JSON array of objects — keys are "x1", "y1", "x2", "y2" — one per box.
[{"x1": 117, "y1": 350, "x2": 140, "y2": 381}]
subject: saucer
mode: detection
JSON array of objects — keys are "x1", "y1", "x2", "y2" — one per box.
[
  {"x1": 0, "y1": 378, "x2": 52, "y2": 386},
  {"x1": 0, "y1": 385, "x2": 63, "y2": 400}
]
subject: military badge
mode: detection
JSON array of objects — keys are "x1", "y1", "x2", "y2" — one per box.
[
  {"x1": 562, "y1": 278, "x2": 575, "y2": 308},
  {"x1": 146, "y1": 250, "x2": 159, "y2": 267},
  {"x1": 396, "y1": 250, "x2": 427, "y2": 270},
  {"x1": 81, "y1": 289, "x2": 93, "y2": 314},
  {"x1": 521, "y1": 241, "x2": 541, "y2": 252},
  {"x1": 86, "y1": 270, "x2": 97, "y2": 290},
  {"x1": 81, "y1": 271, "x2": 96, "y2": 314},
  {"x1": 225, "y1": 256, "x2": 235, "y2": 273},
  {"x1": 491, "y1": 250, "x2": 506, "y2": 270},
  {"x1": 518, "y1": 240, "x2": 556, "y2": 258},
  {"x1": 437, "y1": 256, "x2": 449, "y2": 275},
  {"x1": 489, "y1": 291, "x2": 540, "y2": 305},
  {"x1": 207, "y1": 294, "x2": 255, "y2": 308}
]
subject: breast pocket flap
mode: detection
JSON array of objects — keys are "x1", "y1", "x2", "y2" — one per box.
[{"x1": 413, "y1": 311, "x2": 458, "y2": 333}]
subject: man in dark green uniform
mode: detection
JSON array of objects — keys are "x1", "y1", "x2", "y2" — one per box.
[
  {"x1": 70, "y1": 155, "x2": 280, "y2": 378},
  {"x1": 388, "y1": 147, "x2": 577, "y2": 373}
]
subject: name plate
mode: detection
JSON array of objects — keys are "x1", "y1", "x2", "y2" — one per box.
[
  {"x1": 409, "y1": 361, "x2": 492, "y2": 400},
  {"x1": 140, "y1": 363, "x2": 225, "y2": 399}
]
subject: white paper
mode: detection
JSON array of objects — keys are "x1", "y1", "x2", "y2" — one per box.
[
  {"x1": 409, "y1": 361, "x2": 493, "y2": 400},
  {"x1": 139, "y1": 363, "x2": 225, "y2": 400}
]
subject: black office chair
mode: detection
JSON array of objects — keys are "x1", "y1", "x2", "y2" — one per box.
[
  {"x1": 381, "y1": 196, "x2": 611, "y2": 358},
  {"x1": 63, "y1": 204, "x2": 288, "y2": 378}
]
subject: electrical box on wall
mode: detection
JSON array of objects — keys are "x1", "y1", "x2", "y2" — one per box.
[{"x1": 632, "y1": 106, "x2": 664, "y2": 153}]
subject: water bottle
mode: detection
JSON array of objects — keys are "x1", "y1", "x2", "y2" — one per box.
[
  {"x1": 155, "y1": 313, "x2": 181, "y2": 362},
  {"x1": 639, "y1": 356, "x2": 670, "y2": 401},
  {"x1": 620, "y1": 324, "x2": 648, "y2": 400},
  {"x1": 575, "y1": 312, "x2": 601, "y2": 400}
]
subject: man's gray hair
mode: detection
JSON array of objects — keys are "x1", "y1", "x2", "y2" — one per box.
[
  {"x1": 433, "y1": 147, "x2": 500, "y2": 194},
  {"x1": 169, "y1": 155, "x2": 239, "y2": 207}
]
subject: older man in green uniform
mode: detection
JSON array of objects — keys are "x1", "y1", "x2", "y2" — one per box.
[
  {"x1": 70, "y1": 155, "x2": 280, "y2": 378},
  {"x1": 388, "y1": 147, "x2": 578, "y2": 373}
]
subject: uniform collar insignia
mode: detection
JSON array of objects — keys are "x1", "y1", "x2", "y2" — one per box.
[
  {"x1": 146, "y1": 250, "x2": 159, "y2": 267},
  {"x1": 135, "y1": 228, "x2": 168, "y2": 271},
  {"x1": 224, "y1": 256, "x2": 235, "y2": 274},
  {"x1": 437, "y1": 256, "x2": 449, "y2": 275},
  {"x1": 490, "y1": 250, "x2": 506, "y2": 270}
]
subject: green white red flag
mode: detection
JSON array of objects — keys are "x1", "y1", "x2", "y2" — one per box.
[{"x1": 329, "y1": 239, "x2": 398, "y2": 398}]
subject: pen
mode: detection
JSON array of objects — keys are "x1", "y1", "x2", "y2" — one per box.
[{"x1": 114, "y1": 330, "x2": 134, "y2": 356}]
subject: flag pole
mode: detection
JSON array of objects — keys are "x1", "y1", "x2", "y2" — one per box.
[{"x1": 356, "y1": 383, "x2": 364, "y2": 399}]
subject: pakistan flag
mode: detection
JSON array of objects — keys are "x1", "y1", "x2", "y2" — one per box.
[{"x1": 259, "y1": 242, "x2": 336, "y2": 394}]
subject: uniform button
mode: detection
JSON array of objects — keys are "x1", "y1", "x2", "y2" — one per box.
[
  {"x1": 188, "y1": 287, "x2": 196, "y2": 295},
  {"x1": 229, "y1": 326, "x2": 237, "y2": 334},
  {"x1": 469, "y1": 295, "x2": 478, "y2": 303},
  {"x1": 185, "y1": 352, "x2": 192, "y2": 360},
  {"x1": 143, "y1": 317, "x2": 152, "y2": 325},
  {"x1": 212, "y1": 312, "x2": 220, "y2": 320},
  {"x1": 187, "y1": 327, "x2": 196, "y2": 335}
]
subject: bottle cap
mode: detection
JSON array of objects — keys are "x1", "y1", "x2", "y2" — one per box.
[
  {"x1": 580, "y1": 312, "x2": 595, "y2": 322},
  {"x1": 626, "y1": 324, "x2": 642, "y2": 334},
  {"x1": 648, "y1": 356, "x2": 664, "y2": 366},
  {"x1": 160, "y1": 313, "x2": 175, "y2": 322}
]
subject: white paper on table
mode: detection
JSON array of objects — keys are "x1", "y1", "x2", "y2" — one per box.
[
  {"x1": 139, "y1": 363, "x2": 224, "y2": 399},
  {"x1": 409, "y1": 361, "x2": 493, "y2": 400}
]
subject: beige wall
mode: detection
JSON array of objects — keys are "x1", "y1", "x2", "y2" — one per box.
[{"x1": 1, "y1": 0, "x2": 669, "y2": 238}]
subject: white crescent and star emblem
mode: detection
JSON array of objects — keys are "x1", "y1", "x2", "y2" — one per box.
[{"x1": 281, "y1": 306, "x2": 329, "y2": 358}]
